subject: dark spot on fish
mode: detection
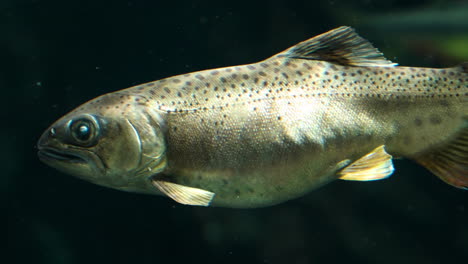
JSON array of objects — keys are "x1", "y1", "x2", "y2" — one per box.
[
  {"x1": 248, "y1": 65, "x2": 256, "y2": 70},
  {"x1": 177, "y1": 92, "x2": 182, "y2": 97},
  {"x1": 403, "y1": 136, "x2": 412, "y2": 145},
  {"x1": 274, "y1": 68, "x2": 280, "y2": 73},
  {"x1": 231, "y1": 74, "x2": 238, "y2": 79},
  {"x1": 429, "y1": 115, "x2": 442, "y2": 125},
  {"x1": 414, "y1": 118, "x2": 423, "y2": 126},
  {"x1": 211, "y1": 70, "x2": 219, "y2": 75},
  {"x1": 254, "y1": 77, "x2": 259, "y2": 84},
  {"x1": 146, "y1": 83, "x2": 155, "y2": 86},
  {"x1": 195, "y1": 74, "x2": 205, "y2": 80},
  {"x1": 440, "y1": 100, "x2": 449, "y2": 107},
  {"x1": 282, "y1": 72, "x2": 289, "y2": 79},
  {"x1": 220, "y1": 77, "x2": 227, "y2": 83},
  {"x1": 260, "y1": 63, "x2": 269, "y2": 68},
  {"x1": 242, "y1": 74, "x2": 249, "y2": 80},
  {"x1": 172, "y1": 79, "x2": 181, "y2": 83},
  {"x1": 263, "y1": 81, "x2": 268, "y2": 86},
  {"x1": 164, "y1": 87, "x2": 171, "y2": 94},
  {"x1": 258, "y1": 71, "x2": 267, "y2": 77},
  {"x1": 357, "y1": 70, "x2": 363, "y2": 75},
  {"x1": 324, "y1": 71, "x2": 329, "y2": 75}
]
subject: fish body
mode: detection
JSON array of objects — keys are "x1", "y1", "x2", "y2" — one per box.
[{"x1": 37, "y1": 26, "x2": 468, "y2": 208}]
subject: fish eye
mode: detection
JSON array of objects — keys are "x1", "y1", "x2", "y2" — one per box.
[{"x1": 68, "y1": 116, "x2": 99, "y2": 146}]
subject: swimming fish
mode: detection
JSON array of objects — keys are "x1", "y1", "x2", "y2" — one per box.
[{"x1": 37, "y1": 26, "x2": 467, "y2": 208}]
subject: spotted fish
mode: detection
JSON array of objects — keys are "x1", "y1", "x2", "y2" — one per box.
[{"x1": 37, "y1": 26, "x2": 468, "y2": 207}]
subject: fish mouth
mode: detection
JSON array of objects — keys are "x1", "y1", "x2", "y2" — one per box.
[{"x1": 38, "y1": 147, "x2": 86, "y2": 164}]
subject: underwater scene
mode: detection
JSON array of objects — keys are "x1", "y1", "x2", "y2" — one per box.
[{"x1": 5, "y1": 0, "x2": 468, "y2": 263}]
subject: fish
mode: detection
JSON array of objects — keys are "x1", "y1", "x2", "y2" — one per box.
[{"x1": 37, "y1": 26, "x2": 468, "y2": 208}]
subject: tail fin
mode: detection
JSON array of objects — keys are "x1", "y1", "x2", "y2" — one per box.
[{"x1": 413, "y1": 128, "x2": 468, "y2": 189}]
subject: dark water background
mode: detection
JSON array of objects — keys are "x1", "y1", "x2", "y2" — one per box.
[{"x1": 4, "y1": 0, "x2": 468, "y2": 263}]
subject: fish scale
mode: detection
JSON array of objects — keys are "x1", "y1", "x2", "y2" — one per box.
[{"x1": 38, "y1": 26, "x2": 467, "y2": 208}]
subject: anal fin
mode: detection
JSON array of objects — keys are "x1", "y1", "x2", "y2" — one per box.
[
  {"x1": 413, "y1": 129, "x2": 468, "y2": 190},
  {"x1": 151, "y1": 180, "x2": 215, "y2": 206},
  {"x1": 339, "y1": 145, "x2": 394, "y2": 181}
]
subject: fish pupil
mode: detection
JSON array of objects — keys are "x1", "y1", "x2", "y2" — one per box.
[
  {"x1": 77, "y1": 125, "x2": 90, "y2": 140},
  {"x1": 71, "y1": 119, "x2": 93, "y2": 142}
]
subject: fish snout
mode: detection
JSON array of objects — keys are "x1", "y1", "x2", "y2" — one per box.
[{"x1": 37, "y1": 127, "x2": 57, "y2": 149}]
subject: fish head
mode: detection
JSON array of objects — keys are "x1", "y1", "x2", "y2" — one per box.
[{"x1": 37, "y1": 92, "x2": 167, "y2": 192}]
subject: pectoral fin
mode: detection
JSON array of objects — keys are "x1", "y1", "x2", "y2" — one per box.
[
  {"x1": 151, "y1": 180, "x2": 215, "y2": 206},
  {"x1": 339, "y1": 145, "x2": 394, "y2": 181}
]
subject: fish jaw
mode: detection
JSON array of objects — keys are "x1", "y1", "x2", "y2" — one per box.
[{"x1": 37, "y1": 118, "x2": 106, "y2": 181}]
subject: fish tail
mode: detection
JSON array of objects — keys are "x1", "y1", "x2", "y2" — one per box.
[{"x1": 413, "y1": 62, "x2": 468, "y2": 189}]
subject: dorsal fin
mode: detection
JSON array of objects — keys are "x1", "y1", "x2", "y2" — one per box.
[{"x1": 275, "y1": 26, "x2": 397, "y2": 67}]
